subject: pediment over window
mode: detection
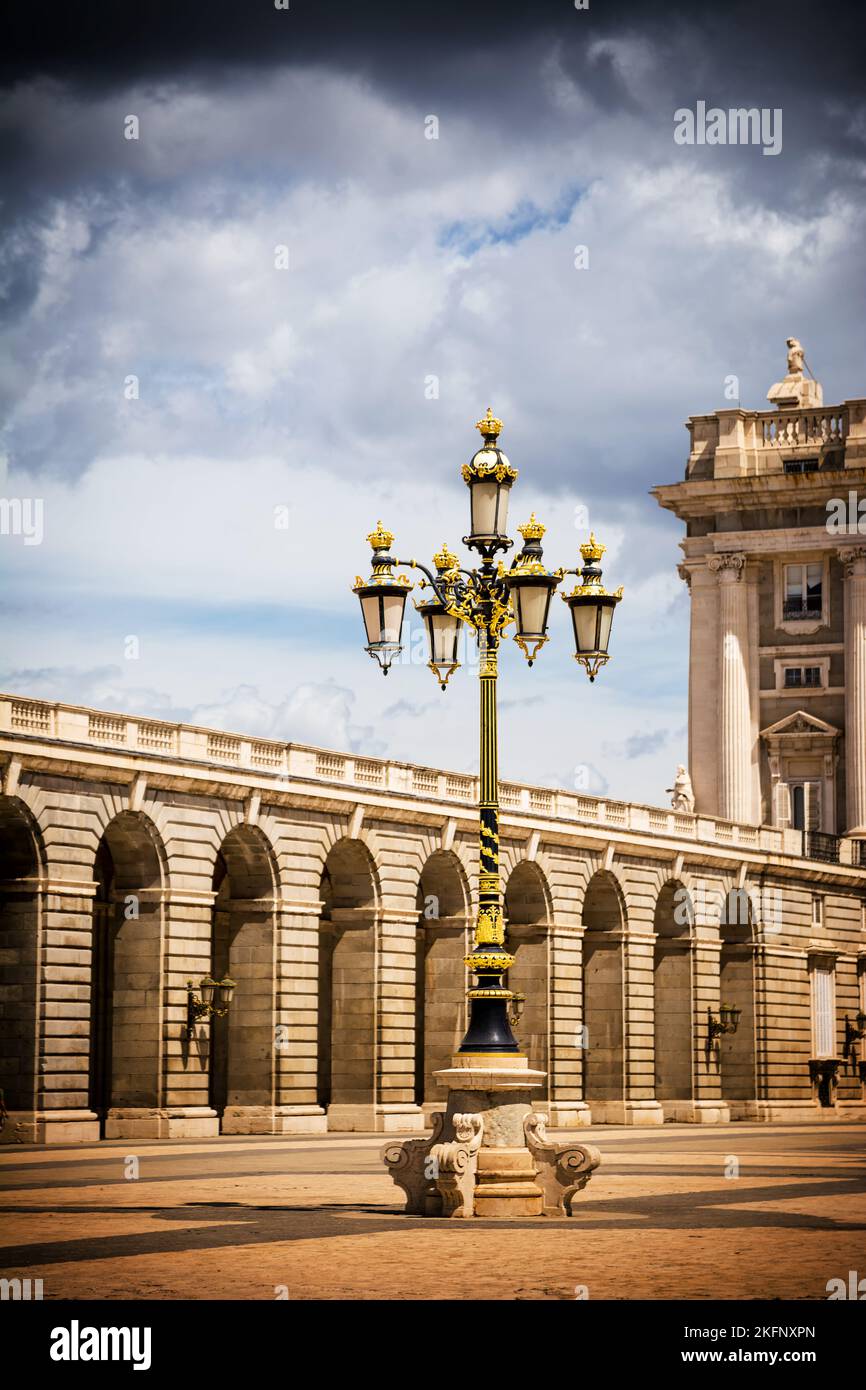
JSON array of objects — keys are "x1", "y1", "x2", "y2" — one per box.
[{"x1": 760, "y1": 710, "x2": 840, "y2": 741}]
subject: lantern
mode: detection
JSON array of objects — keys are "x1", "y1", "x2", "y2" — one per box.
[
  {"x1": 352, "y1": 521, "x2": 412, "y2": 675},
  {"x1": 217, "y1": 976, "x2": 236, "y2": 1008},
  {"x1": 562, "y1": 533, "x2": 622, "y2": 681},
  {"x1": 416, "y1": 542, "x2": 462, "y2": 688},
  {"x1": 462, "y1": 408, "x2": 518, "y2": 549},
  {"x1": 198, "y1": 975, "x2": 217, "y2": 1006},
  {"x1": 503, "y1": 514, "x2": 561, "y2": 664}
]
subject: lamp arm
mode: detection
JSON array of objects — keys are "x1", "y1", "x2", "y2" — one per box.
[
  {"x1": 398, "y1": 558, "x2": 478, "y2": 630},
  {"x1": 396, "y1": 558, "x2": 449, "y2": 603}
]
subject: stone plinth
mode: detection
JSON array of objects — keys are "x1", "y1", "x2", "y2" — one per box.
[
  {"x1": 383, "y1": 1052, "x2": 602, "y2": 1218},
  {"x1": 436, "y1": 1053, "x2": 547, "y2": 1216}
]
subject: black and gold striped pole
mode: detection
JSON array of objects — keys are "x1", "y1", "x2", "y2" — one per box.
[
  {"x1": 459, "y1": 616, "x2": 520, "y2": 1052},
  {"x1": 352, "y1": 408, "x2": 621, "y2": 1057}
]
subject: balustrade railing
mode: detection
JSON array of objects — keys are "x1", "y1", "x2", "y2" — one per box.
[
  {"x1": 759, "y1": 409, "x2": 847, "y2": 449},
  {"x1": 2, "y1": 692, "x2": 864, "y2": 869}
]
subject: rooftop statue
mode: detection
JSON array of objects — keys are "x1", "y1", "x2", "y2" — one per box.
[{"x1": 767, "y1": 336, "x2": 822, "y2": 409}]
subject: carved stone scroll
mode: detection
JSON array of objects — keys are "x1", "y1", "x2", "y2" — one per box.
[{"x1": 523, "y1": 1112, "x2": 601, "y2": 1217}]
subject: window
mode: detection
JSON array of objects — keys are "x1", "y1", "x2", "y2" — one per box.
[
  {"x1": 784, "y1": 458, "x2": 819, "y2": 475},
  {"x1": 791, "y1": 780, "x2": 822, "y2": 831},
  {"x1": 810, "y1": 958, "x2": 835, "y2": 1058},
  {"x1": 783, "y1": 563, "x2": 823, "y2": 620},
  {"x1": 784, "y1": 666, "x2": 822, "y2": 689},
  {"x1": 811, "y1": 895, "x2": 824, "y2": 929}
]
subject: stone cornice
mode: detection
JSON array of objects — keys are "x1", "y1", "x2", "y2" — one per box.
[{"x1": 653, "y1": 465, "x2": 866, "y2": 523}]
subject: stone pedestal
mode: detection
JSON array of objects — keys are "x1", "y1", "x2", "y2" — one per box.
[
  {"x1": 329, "y1": 1102, "x2": 425, "y2": 1133},
  {"x1": 589, "y1": 1099, "x2": 664, "y2": 1125},
  {"x1": 661, "y1": 1100, "x2": 731, "y2": 1124},
  {"x1": 547, "y1": 1101, "x2": 593, "y2": 1127},
  {"x1": 382, "y1": 1052, "x2": 602, "y2": 1219},
  {"x1": 221, "y1": 1104, "x2": 328, "y2": 1135},
  {"x1": 1, "y1": 1109, "x2": 101, "y2": 1145}
]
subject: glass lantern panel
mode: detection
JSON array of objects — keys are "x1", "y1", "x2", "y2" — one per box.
[
  {"x1": 494, "y1": 484, "x2": 510, "y2": 538},
  {"x1": 380, "y1": 591, "x2": 406, "y2": 644},
  {"x1": 515, "y1": 584, "x2": 550, "y2": 636},
  {"x1": 432, "y1": 611, "x2": 461, "y2": 664},
  {"x1": 360, "y1": 593, "x2": 384, "y2": 645},
  {"x1": 597, "y1": 603, "x2": 615, "y2": 653},
  {"x1": 572, "y1": 602, "x2": 599, "y2": 653},
  {"x1": 470, "y1": 480, "x2": 500, "y2": 537}
]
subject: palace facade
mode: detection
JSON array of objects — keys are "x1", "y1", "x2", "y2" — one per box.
[
  {"x1": 1, "y1": 343, "x2": 864, "y2": 1142},
  {"x1": 0, "y1": 690, "x2": 864, "y2": 1143}
]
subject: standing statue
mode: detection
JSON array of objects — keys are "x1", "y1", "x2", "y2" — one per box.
[
  {"x1": 767, "y1": 336, "x2": 822, "y2": 408},
  {"x1": 786, "y1": 337, "x2": 804, "y2": 376},
  {"x1": 666, "y1": 765, "x2": 695, "y2": 813}
]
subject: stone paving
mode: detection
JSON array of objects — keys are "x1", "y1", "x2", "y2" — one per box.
[{"x1": 1, "y1": 1123, "x2": 864, "y2": 1301}]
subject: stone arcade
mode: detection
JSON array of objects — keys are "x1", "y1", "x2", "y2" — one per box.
[{"x1": 0, "y1": 688, "x2": 864, "y2": 1144}]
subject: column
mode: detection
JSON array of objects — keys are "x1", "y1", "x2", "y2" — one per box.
[
  {"x1": 546, "y1": 923, "x2": 591, "y2": 1127},
  {"x1": 708, "y1": 552, "x2": 753, "y2": 824},
  {"x1": 376, "y1": 910, "x2": 425, "y2": 1133},
  {"x1": 679, "y1": 559, "x2": 720, "y2": 815},
  {"x1": 622, "y1": 927, "x2": 664, "y2": 1125},
  {"x1": 36, "y1": 877, "x2": 101, "y2": 1144},
  {"x1": 162, "y1": 888, "x2": 220, "y2": 1138},
  {"x1": 840, "y1": 545, "x2": 866, "y2": 836},
  {"x1": 271, "y1": 901, "x2": 327, "y2": 1133}
]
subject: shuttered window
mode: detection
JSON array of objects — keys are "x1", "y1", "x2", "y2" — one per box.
[
  {"x1": 810, "y1": 960, "x2": 835, "y2": 1058},
  {"x1": 791, "y1": 781, "x2": 822, "y2": 831}
]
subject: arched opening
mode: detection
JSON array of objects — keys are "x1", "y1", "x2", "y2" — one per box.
[
  {"x1": 0, "y1": 799, "x2": 43, "y2": 1126},
  {"x1": 414, "y1": 851, "x2": 469, "y2": 1111},
  {"x1": 582, "y1": 870, "x2": 625, "y2": 1118},
  {"x1": 504, "y1": 860, "x2": 550, "y2": 1089},
  {"x1": 653, "y1": 880, "x2": 694, "y2": 1113},
  {"x1": 210, "y1": 825, "x2": 277, "y2": 1130},
  {"x1": 719, "y1": 888, "x2": 756, "y2": 1112},
  {"x1": 89, "y1": 812, "x2": 164, "y2": 1137},
  {"x1": 317, "y1": 838, "x2": 378, "y2": 1128}
]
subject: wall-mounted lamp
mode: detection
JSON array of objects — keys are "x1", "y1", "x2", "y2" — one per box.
[
  {"x1": 507, "y1": 992, "x2": 526, "y2": 1028},
  {"x1": 843, "y1": 1011, "x2": 866, "y2": 1061},
  {"x1": 707, "y1": 1002, "x2": 742, "y2": 1046},
  {"x1": 186, "y1": 975, "x2": 236, "y2": 1038}
]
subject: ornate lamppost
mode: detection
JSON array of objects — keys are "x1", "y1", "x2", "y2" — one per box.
[{"x1": 353, "y1": 407, "x2": 622, "y2": 1060}]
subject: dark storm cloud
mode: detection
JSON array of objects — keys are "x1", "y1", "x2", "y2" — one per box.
[{"x1": 3, "y1": 0, "x2": 864, "y2": 93}]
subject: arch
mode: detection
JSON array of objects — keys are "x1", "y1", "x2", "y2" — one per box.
[
  {"x1": 317, "y1": 837, "x2": 379, "y2": 1127},
  {"x1": 504, "y1": 859, "x2": 551, "y2": 1089},
  {"x1": 414, "y1": 850, "x2": 470, "y2": 1109},
  {"x1": 210, "y1": 823, "x2": 279, "y2": 1130},
  {"x1": 581, "y1": 870, "x2": 625, "y2": 1116},
  {"x1": 653, "y1": 880, "x2": 695, "y2": 1112},
  {"x1": 89, "y1": 811, "x2": 166, "y2": 1136},
  {"x1": 718, "y1": 887, "x2": 757, "y2": 1111},
  {"x1": 0, "y1": 797, "x2": 45, "y2": 1120}
]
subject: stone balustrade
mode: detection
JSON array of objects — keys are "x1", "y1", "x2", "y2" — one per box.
[{"x1": 1, "y1": 692, "x2": 860, "y2": 867}]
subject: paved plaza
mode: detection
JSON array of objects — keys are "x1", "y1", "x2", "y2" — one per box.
[{"x1": 1, "y1": 1123, "x2": 864, "y2": 1301}]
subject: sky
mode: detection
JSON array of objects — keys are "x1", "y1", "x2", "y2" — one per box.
[{"x1": 1, "y1": 0, "x2": 864, "y2": 805}]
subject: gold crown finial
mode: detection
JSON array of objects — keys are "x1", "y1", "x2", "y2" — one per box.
[
  {"x1": 433, "y1": 541, "x2": 459, "y2": 571},
  {"x1": 518, "y1": 513, "x2": 546, "y2": 543},
  {"x1": 580, "y1": 532, "x2": 606, "y2": 563},
  {"x1": 475, "y1": 406, "x2": 503, "y2": 440},
  {"x1": 366, "y1": 520, "x2": 394, "y2": 551}
]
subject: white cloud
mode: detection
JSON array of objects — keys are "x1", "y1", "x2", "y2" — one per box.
[{"x1": 2, "y1": 54, "x2": 863, "y2": 810}]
